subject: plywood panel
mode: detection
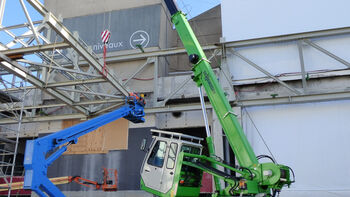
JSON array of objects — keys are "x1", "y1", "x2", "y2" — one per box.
[
  {"x1": 62, "y1": 118, "x2": 129, "y2": 155},
  {"x1": 101, "y1": 118, "x2": 129, "y2": 151}
]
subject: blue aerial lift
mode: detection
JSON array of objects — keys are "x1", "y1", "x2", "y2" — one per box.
[{"x1": 23, "y1": 94, "x2": 145, "y2": 197}]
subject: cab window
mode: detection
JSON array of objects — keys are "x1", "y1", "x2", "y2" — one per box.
[
  {"x1": 166, "y1": 143, "x2": 178, "y2": 169},
  {"x1": 181, "y1": 145, "x2": 200, "y2": 154},
  {"x1": 147, "y1": 141, "x2": 167, "y2": 167}
]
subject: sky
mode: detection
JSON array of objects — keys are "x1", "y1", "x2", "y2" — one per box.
[
  {"x1": 1, "y1": 0, "x2": 221, "y2": 27},
  {"x1": 177, "y1": 0, "x2": 221, "y2": 18}
]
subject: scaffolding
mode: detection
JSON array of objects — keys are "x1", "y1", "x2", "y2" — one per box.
[
  {"x1": 0, "y1": 77, "x2": 26, "y2": 196},
  {"x1": 0, "y1": 0, "x2": 350, "y2": 195}
]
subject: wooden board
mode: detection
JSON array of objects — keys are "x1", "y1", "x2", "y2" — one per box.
[{"x1": 62, "y1": 118, "x2": 129, "y2": 155}]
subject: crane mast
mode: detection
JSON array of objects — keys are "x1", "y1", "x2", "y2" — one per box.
[
  {"x1": 164, "y1": 0, "x2": 258, "y2": 168},
  {"x1": 149, "y1": 0, "x2": 295, "y2": 196},
  {"x1": 165, "y1": 0, "x2": 258, "y2": 169}
]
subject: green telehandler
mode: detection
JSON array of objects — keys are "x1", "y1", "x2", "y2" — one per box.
[{"x1": 140, "y1": 1, "x2": 294, "y2": 196}]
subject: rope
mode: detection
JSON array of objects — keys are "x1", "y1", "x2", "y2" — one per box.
[
  {"x1": 101, "y1": 10, "x2": 111, "y2": 78},
  {"x1": 102, "y1": 43, "x2": 108, "y2": 77},
  {"x1": 242, "y1": 107, "x2": 278, "y2": 164}
]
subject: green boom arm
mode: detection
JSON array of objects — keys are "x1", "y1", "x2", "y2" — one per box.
[
  {"x1": 163, "y1": 0, "x2": 294, "y2": 195},
  {"x1": 165, "y1": 2, "x2": 257, "y2": 168}
]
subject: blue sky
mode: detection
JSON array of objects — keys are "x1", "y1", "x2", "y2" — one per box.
[
  {"x1": 177, "y1": 0, "x2": 221, "y2": 18},
  {"x1": 1, "y1": 0, "x2": 220, "y2": 27},
  {"x1": 2, "y1": 0, "x2": 43, "y2": 26}
]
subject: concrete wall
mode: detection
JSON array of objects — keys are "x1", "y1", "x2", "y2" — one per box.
[
  {"x1": 45, "y1": 0, "x2": 161, "y2": 18},
  {"x1": 44, "y1": 0, "x2": 174, "y2": 97},
  {"x1": 222, "y1": 0, "x2": 350, "y2": 42},
  {"x1": 221, "y1": 1, "x2": 350, "y2": 196},
  {"x1": 168, "y1": 5, "x2": 222, "y2": 72},
  {"x1": 243, "y1": 100, "x2": 350, "y2": 197},
  {"x1": 227, "y1": 35, "x2": 350, "y2": 81}
]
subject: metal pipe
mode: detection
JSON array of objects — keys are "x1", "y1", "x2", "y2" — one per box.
[
  {"x1": 198, "y1": 87, "x2": 211, "y2": 137},
  {"x1": 7, "y1": 81, "x2": 26, "y2": 197},
  {"x1": 19, "y1": 0, "x2": 40, "y2": 44},
  {"x1": 0, "y1": 0, "x2": 6, "y2": 26},
  {"x1": 56, "y1": 87, "x2": 124, "y2": 99}
]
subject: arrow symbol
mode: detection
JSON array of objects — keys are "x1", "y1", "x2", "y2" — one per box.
[{"x1": 133, "y1": 34, "x2": 146, "y2": 45}]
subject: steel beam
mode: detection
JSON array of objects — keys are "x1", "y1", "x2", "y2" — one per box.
[
  {"x1": 19, "y1": 0, "x2": 40, "y2": 44},
  {"x1": 19, "y1": 60, "x2": 101, "y2": 77},
  {"x1": 1, "y1": 88, "x2": 350, "y2": 124},
  {"x1": 153, "y1": 57, "x2": 159, "y2": 105},
  {"x1": 45, "y1": 78, "x2": 106, "y2": 88},
  {"x1": 0, "y1": 0, "x2": 5, "y2": 26},
  {"x1": 56, "y1": 87, "x2": 123, "y2": 99},
  {"x1": 0, "y1": 20, "x2": 41, "y2": 31},
  {"x1": 145, "y1": 102, "x2": 213, "y2": 114},
  {"x1": 0, "y1": 113, "x2": 86, "y2": 124},
  {"x1": 0, "y1": 99, "x2": 123, "y2": 112},
  {"x1": 0, "y1": 103, "x2": 212, "y2": 124},
  {"x1": 93, "y1": 103, "x2": 124, "y2": 115},
  {"x1": 0, "y1": 78, "x2": 107, "y2": 91},
  {"x1": 57, "y1": 27, "x2": 350, "y2": 68},
  {"x1": 303, "y1": 39, "x2": 350, "y2": 69},
  {"x1": 158, "y1": 76, "x2": 192, "y2": 106},
  {"x1": 1, "y1": 22, "x2": 46, "y2": 49},
  {"x1": 233, "y1": 69, "x2": 350, "y2": 86},
  {"x1": 123, "y1": 58, "x2": 154, "y2": 85},
  {"x1": 224, "y1": 26, "x2": 350, "y2": 48},
  {"x1": 231, "y1": 49, "x2": 302, "y2": 95},
  {"x1": 27, "y1": 0, "x2": 129, "y2": 96},
  {"x1": 0, "y1": 103, "x2": 66, "y2": 112},
  {"x1": 67, "y1": 26, "x2": 350, "y2": 65},
  {"x1": 2, "y1": 42, "x2": 69, "y2": 56},
  {"x1": 297, "y1": 40, "x2": 307, "y2": 90},
  {"x1": 0, "y1": 52, "x2": 88, "y2": 114},
  {"x1": 236, "y1": 90, "x2": 350, "y2": 107},
  {"x1": 77, "y1": 99, "x2": 123, "y2": 105},
  {"x1": 105, "y1": 45, "x2": 218, "y2": 63},
  {"x1": 60, "y1": 45, "x2": 218, "y2": 67}
]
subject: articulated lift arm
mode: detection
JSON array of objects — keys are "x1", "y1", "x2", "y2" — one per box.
[
  {"x1": 163, "y1": 0, "x2": 293, "y2": 195},
  {"x1": 23, "y1": 95, "x2": 145, "y2": 197}
]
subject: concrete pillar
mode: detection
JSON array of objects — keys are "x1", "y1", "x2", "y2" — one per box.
[{"x1": 211, "y1": 109, "x2": 225, "y2": 189}]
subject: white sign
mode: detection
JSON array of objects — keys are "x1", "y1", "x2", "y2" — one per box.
[{"x1": 129, "y1": 30, "x2": 150, "y2": 49}]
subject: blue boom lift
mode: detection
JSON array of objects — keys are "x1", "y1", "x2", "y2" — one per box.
[{"x1": 23, "y1": 94, "x2": 145, "y2": 197}]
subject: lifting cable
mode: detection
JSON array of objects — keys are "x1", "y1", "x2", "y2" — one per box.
[
  {"x1": 242, "y1": 107, "x2": 278, "y2": 164},
  {"x1": 101, "y1": 11, "x2": 112, "y2": 78}
]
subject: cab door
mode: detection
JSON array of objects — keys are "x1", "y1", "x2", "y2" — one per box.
[
  {"x1": 160, "y1": 142, "x2": 179, "y2": 193},
  {"x1": 141, "y1": 140, "x2": 168, "y2": 191}
]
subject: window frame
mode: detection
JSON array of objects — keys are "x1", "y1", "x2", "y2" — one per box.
[
  {"x1": 166, "y1": 142, "x2": 178, "y2": 169},
  {"x1": 147, "y1": 140, "x2": 167, "y2": 168}
]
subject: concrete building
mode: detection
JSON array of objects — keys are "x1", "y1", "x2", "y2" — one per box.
[
  {"x1": 0, "y1": 0, "x2": 222, "y2": 196},
  {"x1": 0, "y1": 0, "x2": 349, "y2": 196}
]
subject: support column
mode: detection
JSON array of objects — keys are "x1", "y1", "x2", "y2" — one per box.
[
  {"x1": 219, "y1": 49, "x2": 236, "y2": 102},
  {"x1": 153, "y1": 57, "x2": 159, "y2": 106},
  {"x1": 0, "y1": 0, "x2": 6, "y2": 26},
  {"x1": 211, "y1": 110, "x2": 224, "y2": 189}
]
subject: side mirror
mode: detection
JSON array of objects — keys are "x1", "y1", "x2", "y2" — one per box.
[{"x1": 140, "y1": 138, "x2": 147, "y2": 151}]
